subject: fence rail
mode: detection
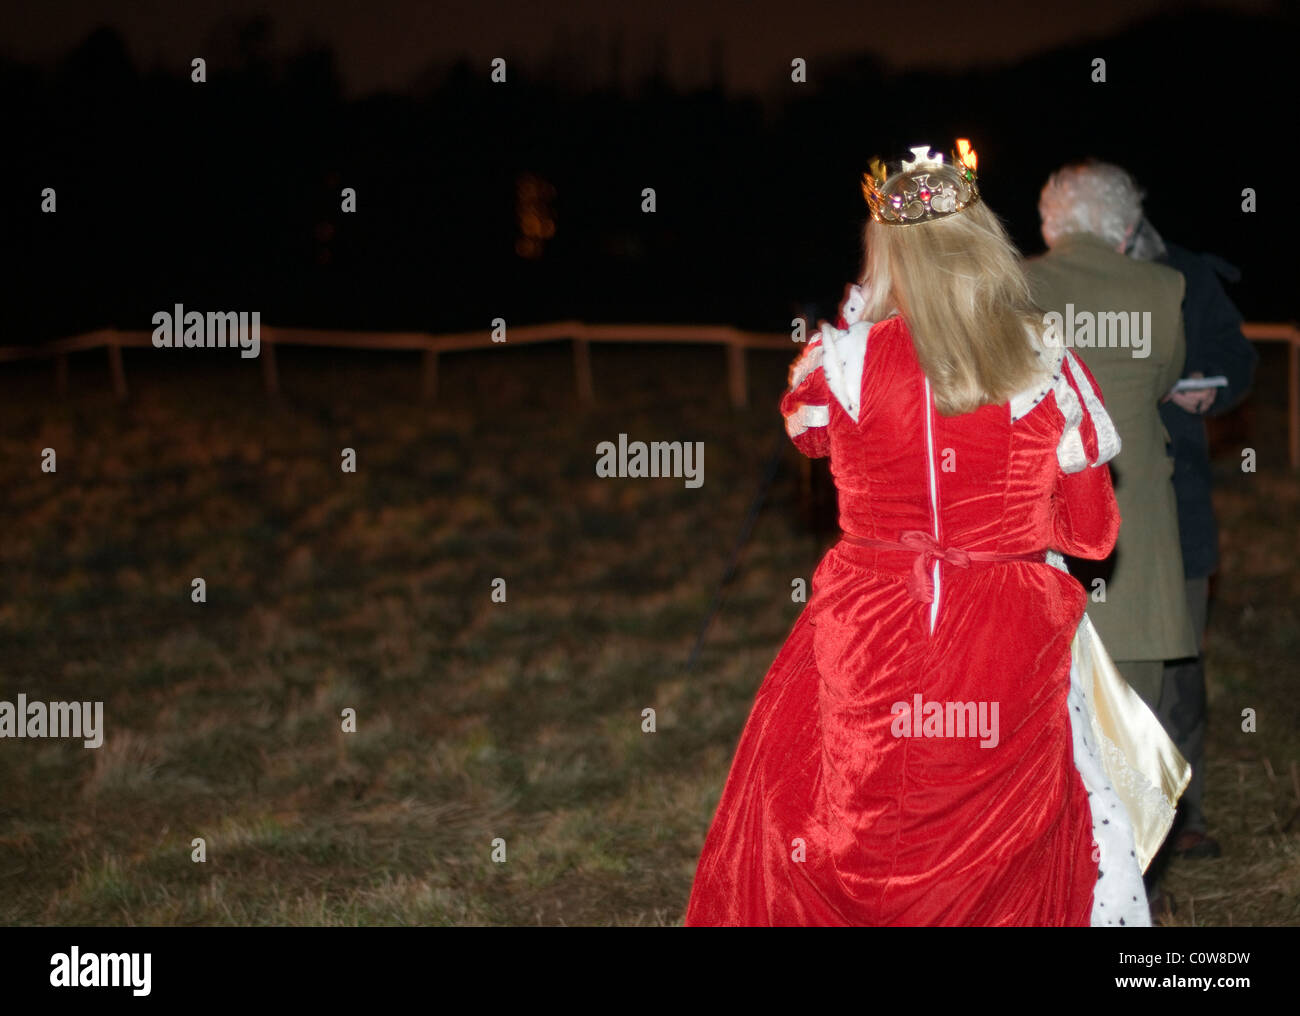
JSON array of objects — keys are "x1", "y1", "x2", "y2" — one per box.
[{"x1": 2, "y1": 321, "x2": 1297, "y2": 467}]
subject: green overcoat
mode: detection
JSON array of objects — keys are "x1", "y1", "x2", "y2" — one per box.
[{"x1": 1026, "y1": 232, "x2": 1198, "y2": 662}]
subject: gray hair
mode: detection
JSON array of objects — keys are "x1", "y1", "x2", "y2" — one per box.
[
  {"x1": 1127, "y1": 217, "x2": 1167, "y2": 261},
  {"x1": 1037, "y1": 161, "x2": 1145, "y2": 250}
]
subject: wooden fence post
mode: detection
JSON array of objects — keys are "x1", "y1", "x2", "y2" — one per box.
[
  {"x1": 107, "y1": 336, "x2": 127, "y2": 400},
  {"x1": 1289, "y1": 335, "x2": 1298, "y2": 469},
  {"x1": 573, "y1": 337, "x2": 594, "y2": 405},
  {"x1": 421, "y1": 349, "x2": 438, "y2": 402},
  {"x1": 262, "y1": 338, "x2": 280, "y2": 396},
  {"x1": 727, "y1": 340, "x2": 747, "y2": 408}
]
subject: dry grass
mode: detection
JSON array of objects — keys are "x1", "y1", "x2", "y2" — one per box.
[{"x1": 0, "y1": 341, "x2": 1295, "y2": 925}]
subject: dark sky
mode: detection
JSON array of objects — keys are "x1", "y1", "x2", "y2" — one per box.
[{"x1": 0, "y1": 0, "x2": 1279, "y2": 96}]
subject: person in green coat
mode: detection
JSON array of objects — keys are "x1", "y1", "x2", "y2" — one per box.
[{"x1": 1024, "y1": 161, "x2": 1198, "y2": 709}]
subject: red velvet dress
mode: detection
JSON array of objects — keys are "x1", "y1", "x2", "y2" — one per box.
[{"x1": 685, "y1": 315, "x2": 1121, "y2": 926}]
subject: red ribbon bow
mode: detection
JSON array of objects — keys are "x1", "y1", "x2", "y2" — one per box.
[
  {"x1": 898, "y1": 530, "x2": 970, "y2": 603},
  {"x1": 841, "y1": 530, "x2": 1047, "y2": 607}
]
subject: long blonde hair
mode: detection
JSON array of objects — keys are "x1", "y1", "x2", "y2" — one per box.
[{"x1": 858, "y1": 200, "x2": 1044, "y2": 416}]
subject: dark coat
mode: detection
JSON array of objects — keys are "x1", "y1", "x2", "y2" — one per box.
[{"x1": 1156, "y1": 243, "x2": 1259, "y2": 579}]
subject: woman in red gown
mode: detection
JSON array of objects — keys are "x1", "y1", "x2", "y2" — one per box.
[{"x1": 685, "y1": 142, "x2": 1123, "y2": 926}]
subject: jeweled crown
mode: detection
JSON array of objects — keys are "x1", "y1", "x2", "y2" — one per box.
[{"x1": 862, "y1": 139, "x2": 980, "y2": 226}]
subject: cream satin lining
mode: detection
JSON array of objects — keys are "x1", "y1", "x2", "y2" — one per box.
[{"x1": 1072, "y1": 612, "x2": 1191, "y2": 871}]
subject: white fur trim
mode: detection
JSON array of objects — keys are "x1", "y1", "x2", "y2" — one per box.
[
  {"x1": 1070, "y1": 620, "x2": 1152, "y2": 927},
  {"x1": 1047, "y1": 552, "x2": 1150, "y2": 927},
  {"x1": 784, "y1": 403, "x2": 829, "y2": 437},
  {"x1": 1010, "y1": 325, "x2": 1063, "y2": 423},
  {"x1": 1055, "y1": 350, "x2": 1123, "y2": 472},
  {"x1": 1064, "y1": 351, "x2": 1121, "y2": 466},
  {"x1": 1055, "y1": 372, "x2": 1088, "y2": 473},
  {"x1": 818, "y1": 320, "x2": 871, "y2": 422},
  {"x1": 840, "y1": 284, "x2": 867, "y2": 325}
]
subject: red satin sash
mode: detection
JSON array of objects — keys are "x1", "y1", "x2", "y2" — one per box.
[{"x1": 840, "y1": 530, "x2": 1047, "y2": 604}]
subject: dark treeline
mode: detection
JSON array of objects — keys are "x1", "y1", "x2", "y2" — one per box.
[{"x1": 0, "y1": 7, "x2": 1293, "y2": 345}]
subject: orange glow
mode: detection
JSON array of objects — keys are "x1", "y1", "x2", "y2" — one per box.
[
  {"x1": 516, "y1": 171, "x2": 557, "y2": 255},
  {"x1": 956, "y1": 138, "x2": 977, "y2": 171}
]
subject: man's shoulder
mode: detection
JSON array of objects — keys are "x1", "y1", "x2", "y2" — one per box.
[
  {"x1": 1080, "y1": 238, "x2": 1182, "y2": 290},
  {"x1": 1022, "y1": 247, "x2": 1071, "y2": 291},
  {"x1": 1046, "y1": 236, "x2": 1185, "y2": 302},
  {"x1": 1162, "y1": 242, "x2": 1243, "y2": 291},
  {"x1": 1026, "y1": 236, "x2": 1124, "y2": 281},
  {"x1": 1126, "y1": 254, "x2": 1184, "y2": 294}
]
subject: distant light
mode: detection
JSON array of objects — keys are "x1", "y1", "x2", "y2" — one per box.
[{"x1": 515, "y1": 171, "x2": 557, "y2": 258}]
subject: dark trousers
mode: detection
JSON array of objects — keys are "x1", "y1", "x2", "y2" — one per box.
[{"x1": 1156, "y1": 576, "x2": 1211, "y2": 834}]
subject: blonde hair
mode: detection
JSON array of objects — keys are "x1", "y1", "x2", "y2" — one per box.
[{"x1": 858, "y1": 200, "x2": 1045, "y2": 416}]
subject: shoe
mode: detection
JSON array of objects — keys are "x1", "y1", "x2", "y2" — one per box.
[
  {"x1": 1172, "y1": 830, "x2": 1221, "y2": 859},
  {"x1": 1148, "y1": 886, "x2": 1176, "y2": 924}
]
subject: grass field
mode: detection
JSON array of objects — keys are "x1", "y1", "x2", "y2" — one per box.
[{"x1": 1, "y1": 340, "x2": 1296, "y2": 925}]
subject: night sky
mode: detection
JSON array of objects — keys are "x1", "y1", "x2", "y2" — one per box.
[
  {"x1": 1, "y1": 0, "x2": 1293, "y2": 335},
  {"x1": 1, "y1": 0, "x2": 1281, "y2": 97}
]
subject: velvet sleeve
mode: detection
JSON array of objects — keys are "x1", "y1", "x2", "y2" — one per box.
[
  {"x1": 1050, "y1": 353, "x2": 1121, "y2": 560},
  {"x1": 780, "y1": 339, "x2": 832, "y2": 459}
]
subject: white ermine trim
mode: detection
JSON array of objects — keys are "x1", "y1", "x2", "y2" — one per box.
[
  {"x1": 784, "y1": 403, "x2": 829, "y2": 437},
  {"x1": 1050, "y1": 548, "x2": 1150, "y2": 925},
  {"x1": 1067, "y1": 620, "x2": 1152, "y2": 927},
  {"x1": 1054, "y1": 365, "x2": 1088, "y2": 473},
  {"x1": 839, "y1": 284, "x2": 867, "y2": 326},
  {"x1": 1010, "y1": 325, "x2": 1064, "y2": 422},
  {"x1": 819, "y1": 320, "x2": 871, "y2": 422},
  {"x1": 1063, "y1": 351, "x2": 1121, "y2": 466}
]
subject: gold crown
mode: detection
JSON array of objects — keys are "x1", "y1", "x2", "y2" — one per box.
[{"x1": 862, "y1": 139, "x2": 980, "y2": 226}]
